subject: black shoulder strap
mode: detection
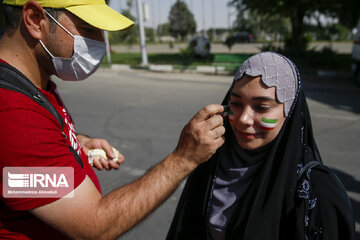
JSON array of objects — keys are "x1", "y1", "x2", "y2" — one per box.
[
  {"x1": 0, "y1": 62, "x2": 64, "y2": 130},
  {"x1": 0, "y1": 62, "x2": 83, "y2": 168},
  {"x1": 297, "y1": 161, "x2": 322, "y2": 181}
]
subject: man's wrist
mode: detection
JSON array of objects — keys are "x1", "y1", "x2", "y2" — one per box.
[{"x1": 168, "y1": 151, "x2": 198, "y2": 175}]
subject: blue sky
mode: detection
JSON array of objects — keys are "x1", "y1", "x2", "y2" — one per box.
[{"x1": 109, "y1": 0, "x2": 237, "y2": 31}]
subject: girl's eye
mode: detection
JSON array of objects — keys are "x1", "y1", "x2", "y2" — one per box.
[
  {"x1": 254, "y1": 105, "x2": 271, "y2": 112},
  {"x1": 229, "y1": 100, "x2": 242, "y2": 106}
]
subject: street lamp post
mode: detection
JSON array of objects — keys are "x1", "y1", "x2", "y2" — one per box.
[
  {"x1": 104, "y1": 31, "x2": 111, "y2": 64},
  {"x1": 136, "y1": 0, "x2": 149, "y2": 66}
]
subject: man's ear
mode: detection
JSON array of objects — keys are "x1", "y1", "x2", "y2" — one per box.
[{"x1": 22, "y1": 0, "x2": 48, "y2": 40}]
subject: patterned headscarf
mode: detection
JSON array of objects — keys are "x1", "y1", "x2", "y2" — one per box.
[{"x1": 232, "y1": 52, "x2": 299, "y2": 117}]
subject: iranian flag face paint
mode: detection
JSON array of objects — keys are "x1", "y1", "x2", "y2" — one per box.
[
  {"x1": 260, "y1": 117, "x2": 278, "y2": 130},
  {"x1": 221, "y1": 105, "x2": 230, "y2": 118},
  {"x1": 221, "y1": 105, "x2": 234, "y2": 123},
  {"x1": 228, "y1": 110, "x2": 234, "y2": 123}
]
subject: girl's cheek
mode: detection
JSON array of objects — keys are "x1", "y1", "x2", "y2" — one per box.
[{"x1": 258, "y1": 117, "x2": 279, "y2": 131}]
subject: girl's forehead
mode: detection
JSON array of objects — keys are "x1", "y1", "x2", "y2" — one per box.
[
  {"x1": 232, "y1": 76, "x2": 276, "y2": 98},
  {"x1": 233, "y1": 52, "x2": 298, "y2": 116}
]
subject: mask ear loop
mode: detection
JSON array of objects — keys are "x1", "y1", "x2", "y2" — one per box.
[
  {"x1": 39, "y1": 9, "x2": 76, "y2": 59},
  {"x1": 38, "y1": 39, "x2": 55, "y2": 58},
  {"x1": 43, "y1": 9, "x2": 74, "y2": 38}
]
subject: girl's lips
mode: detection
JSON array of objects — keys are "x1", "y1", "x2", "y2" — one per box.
[{"x1": 239, "y1": 132, "x2": 257, "y2": 140}]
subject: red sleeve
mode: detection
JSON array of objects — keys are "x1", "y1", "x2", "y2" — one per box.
[{"x1": 0, "y1": 102, "x2": 86, "y2": 211}]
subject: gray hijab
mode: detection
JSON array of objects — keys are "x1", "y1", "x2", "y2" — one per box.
[
  {"x1": 208, "y1": 52, "x2": 299, "y2": 240},
  {"x1": 233, "y1": 51, "x2": 298, "y2": 117}
]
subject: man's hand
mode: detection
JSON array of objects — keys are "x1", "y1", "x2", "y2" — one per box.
[
  {"x1": 174, "y1": 104, "x2": 225, "y2": 169},
  {"x1": 77, "y1": 135, "x2": 125, "y2": 170}
]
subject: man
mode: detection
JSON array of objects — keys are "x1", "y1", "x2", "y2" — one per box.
[{"x1": 0, "y1": 0, "x2": 225, "y2": 239}]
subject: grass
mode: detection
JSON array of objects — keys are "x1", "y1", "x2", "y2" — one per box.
[
  {"x1": 103, "y1": 53, "x2": 214, "y2": 66},
  {"x1": 102, "y1": 51, "x2": 353, "y2": 74}
]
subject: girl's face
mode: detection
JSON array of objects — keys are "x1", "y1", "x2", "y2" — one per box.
[{"x1": 228, "y1": 75, "x2": 286, "y2": 150}]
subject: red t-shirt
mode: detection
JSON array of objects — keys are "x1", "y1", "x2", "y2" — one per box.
[{"x1": 0, "y1": 59, "x2": 101, "y2": 239}]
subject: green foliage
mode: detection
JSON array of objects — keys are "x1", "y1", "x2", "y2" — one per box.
[
  {"x1": 325, "y1": 0, "x2": 360, "y2": 29},
  {"x1": 104, "y1": 52, "x2": 214, "y2": 66},
  {"x1": 179, "y1": 47, "x2": 195, "y2": 58},
  {"x1": 233, "y1": 8, "x2": 291, "y2": 41},
  {"x1": 157, "y1": 23, "x2": 170, "y2": 36},
  {"x1": 108, "y1": 9, "x2": 137, "y2": 45},
  {"x1": 295, "y1": 48, "x2": 351, "y2": 71},
  {"x1": 229, "y1": 0, "x2": 359, "y2": 49},
  {"x1": 284, "y1": 35, "x2": 311, "y2": 52},
  {"x1": 305, "y1": 23, "x2": 352, "y2": 41},
  {"x1": 207, "y1": 29, "x2": 215, "y2": 42},
  {"x1": 145, "y1": 27, "x2": 155, "y2": 42},
  {"x1": 261, "y1": 43, "x2": 351, "y2": 71},
  {"x1": 168, "y1": 0, "x2": 196, "y2": 41}
]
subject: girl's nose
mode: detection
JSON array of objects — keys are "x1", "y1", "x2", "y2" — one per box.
[{"x1": 238, "y1": 106, "x2": 254, "y2": 126}]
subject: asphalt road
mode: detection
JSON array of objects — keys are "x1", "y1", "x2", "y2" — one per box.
[{"x1": 54, "y1": 69, "x2": 360, "y2": 239}]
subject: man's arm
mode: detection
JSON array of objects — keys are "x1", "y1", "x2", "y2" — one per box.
[{"x1": 30, "y1": 104, "x2": 225, "y2": 240}]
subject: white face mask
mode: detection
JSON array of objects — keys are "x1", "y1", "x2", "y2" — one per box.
[{"x1": 39, "y1": 10, "x2": 106, "y2": 81}]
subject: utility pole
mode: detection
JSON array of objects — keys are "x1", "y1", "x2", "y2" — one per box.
[
  {"x1": 104, "y1": 0, "x2": 112, "y2": 65},
  {"x1": 104, "y1": 31, "x2": 111, "y2": 64},
  {"x1": 202, "y1": 0, "x2": 205, "y2": 36},
  {"x1": 151, "y1": 0, "x2": 157, "y2": 41},
  {"x1": 136, "y1": 0, "x2": 148, "y2": 66},
  {"x1": 212, "y1": 0, "x2": 215, "y2": 41},
  {"x1": 227, "y1": 0, "x2": 231, "y2": 38}
]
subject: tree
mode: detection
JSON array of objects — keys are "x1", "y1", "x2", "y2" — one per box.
[
  {"x1": 157, "y1": 23, "x2": 170, "y2": 36},
  {"x1": 230, "y1": 0, "x2": 360, "y2": 50},
  {"x1": 330, "y1": 0, "x2": 360, "y2": 29},
  {"x1": 233, "y1": 8, "x2": 290, "y2": 42},
  {"x1": 145, "y1": 27, "x2": 155, "y2": 42},
  {"x1": 108, "y1": 8, "x2": 137, "y2": 45},
  {"x1": 168, "y1": 0, "x2": 196, "y2": 41}
]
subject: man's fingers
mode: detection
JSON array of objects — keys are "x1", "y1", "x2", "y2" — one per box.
[
  {"x1": 117, "y1": 153, "x2": 125, "y2": 164},
  {"x1": 206, "y1": 115, "x2": 224, "y2": 131},
  {"x1": 100, "y1": 141, "x2": 115, "y2": 159},
  {"x1": 215, "y1": 136, "x2": 225, "y2": 148},
  {"x1": 108, "y1": 160, "x2": 120, "y2": 170},
  {"x1": 211, "y1": 125, "x2": 226, "y2": 139},
  {"x1": 193, "y1": 104, "x2": 224, "y2": 122},
  {"x1": 93, "y1": 158, "x2": 103, "y2": 170},
  {"x1": 100, "y1": 158, "x2": 110, "y2": 170}
]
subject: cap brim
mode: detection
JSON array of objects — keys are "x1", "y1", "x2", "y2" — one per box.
[{"x1": 66, "y1": 4, "x2": 134, "y2": 31}]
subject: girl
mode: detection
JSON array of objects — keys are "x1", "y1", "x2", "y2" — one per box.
[{"x1": 167, "y1": 52, "x2": 355, "y2": 240}]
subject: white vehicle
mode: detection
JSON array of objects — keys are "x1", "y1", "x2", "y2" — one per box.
[{"x1": 351, "y1": 19, "x2": 360, "y2": 85}]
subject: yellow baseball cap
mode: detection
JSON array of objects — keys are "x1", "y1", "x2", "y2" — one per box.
[{"x1": 3, "y1": 0, "x2": 135, "y2": 31}]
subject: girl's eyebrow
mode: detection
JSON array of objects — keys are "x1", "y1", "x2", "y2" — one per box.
[
  {"x1": 230, "y1": 92, "x2": 241, "y2": 98},
  {"x1": 251, "y1": 96, "x2": 276, "y2": 102},
  {"x1": 230, "y1": 92, "x2": 276, "y2": 102}
]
